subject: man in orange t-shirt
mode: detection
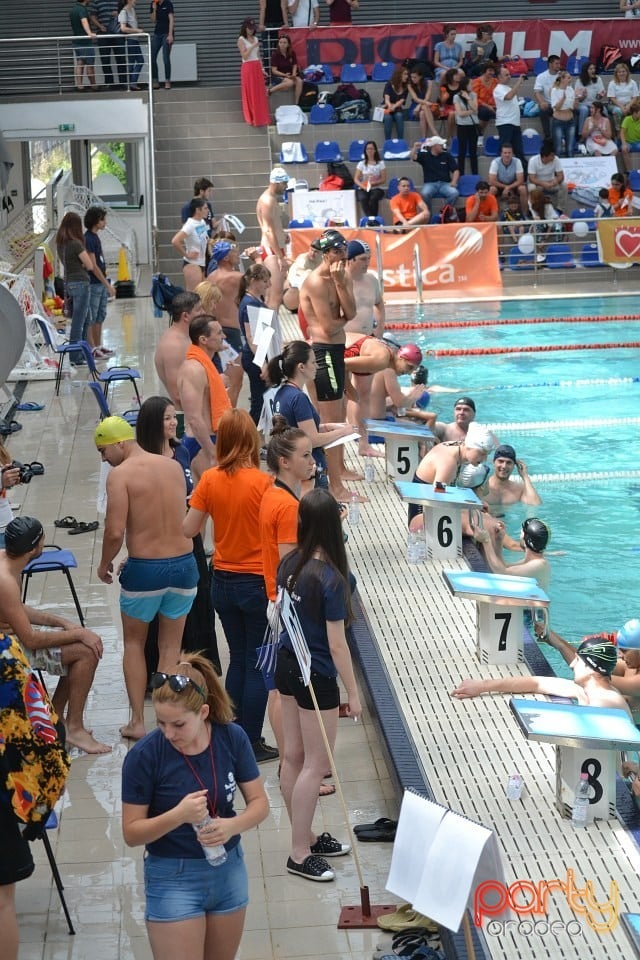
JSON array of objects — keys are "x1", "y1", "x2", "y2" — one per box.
[
  {"x1": 389, "y1": 176, "x2": 431, "y2": 229},
  {"x1": 465, "y1": 181, "x2": 499, "y2": 222}
]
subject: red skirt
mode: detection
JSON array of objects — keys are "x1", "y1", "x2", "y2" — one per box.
[{"x1": 241, "y1": 59, "x2": 270, "y2": 127}]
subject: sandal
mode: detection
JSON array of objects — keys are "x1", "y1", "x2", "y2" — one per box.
[
  {"x1": 354, "y1": 817, "x2": 397, "y2": 836},
  {"x1": 0, "y1": 419, "x2": 22, "y2": 435},
  {"x1": 68, "y1": 520, "x2": 99, "y2": 535},
  {"x1": 54, "y1": 516, "x2": 79, "y2": 529}
]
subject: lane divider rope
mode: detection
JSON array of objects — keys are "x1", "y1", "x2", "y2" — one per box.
[
  {"x1": 385, "y1": 313, "x2": 640, "y2": 331},
  {"x1": 434, "y1": 342, "x2": 640, "y2": 357},
  {"x1": 529, "y1": 470, "x2": 640, "y2": 483},
  {"x1": 471, "y1": 377, "x2": 640, "y2": 391},
  {"x1": 486, "y1": 416, "x2": 640, "y2": 432}
]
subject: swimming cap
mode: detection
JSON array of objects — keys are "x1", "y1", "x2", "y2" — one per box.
[
  {"x1": 521, "y1": 517, "x2": 549, "y2": 552},
  {"x1": 455, "y1": 396, "x2": 476, "y2": 411},
  {"x1": 346, "y1": 239, "x2": 370, "y2": 260},
  {"x1": 4, "y1": 516, "x2": 44, "y2": 556},
  {"x1": 317, "y1": 230, "x2": 347, "y2": 252},
  {"x1": 210, "y1": 240, "x2": 233, "y2": 265},
  {"x1": 494, "y1": 444, "x2": 517, "y2": 462},
  {"x1": 310, "y1": 237, "x2": 323, "y2": 251},
  {"x1": 397, "y1": 343, "x2": 423, "y2": 366},
  {"x1": 269, "y1": 166, "x2": 289, "y2": 183},
  {"x1": 94, "y1": 416, "x2": 135, "y2": 448},
  {"x1": 457, "y1": 463, "x2": 490, "y2": 489},
  {"x1": 576, "y1": 637, "x2": 618, "y2": 676},
  {"x1": 617, "y1": 619, "x2": 640, "y2": 650},
  {"x1": 465, "y1": 422, "x2": 494, "y2": 453}
]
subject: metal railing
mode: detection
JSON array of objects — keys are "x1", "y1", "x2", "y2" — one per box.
[{"x1": 58, "y1": 176, "x2": 139, "y2": 278}]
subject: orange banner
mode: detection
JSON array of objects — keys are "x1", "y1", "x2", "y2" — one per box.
[
  {"x1": 290, "y1": 225, "x2": 502, "y2": 297},
  {"x1": 597, "y1": 218, "x2": 640, "y2": 264}
]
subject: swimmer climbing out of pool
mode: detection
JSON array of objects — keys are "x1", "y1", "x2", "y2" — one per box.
[
  {"x1": 452, "y1": 635, "x2": 633, "y2": 717},
  {"x1": 474, "y1": 516, "x2": 551, "y2": 591}
]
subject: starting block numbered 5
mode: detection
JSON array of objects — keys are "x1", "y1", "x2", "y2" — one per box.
[{"x1": 363, "y1": 419, "x2": 434, "y2": 482}]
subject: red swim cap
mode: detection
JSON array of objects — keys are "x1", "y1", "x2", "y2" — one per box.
[{"x1": 397, "y1": 343, "x2": 422, "y2": 365}]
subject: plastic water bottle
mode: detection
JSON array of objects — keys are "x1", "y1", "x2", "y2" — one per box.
[
  {"x1": 193, "y1": 816, "x2": 227, "y2": 866},
  {"x1": 61, "y1": 370, "x2": 72, "y2": 396},
  {"x1": 407, "y1": 531, "x2": 421, "y2": 564},
  {"x1": 396, "y1": 406, "x2": 406, "y2": 417},
  {"x1": 364, "y1": 458, "x2": 375, "y2": 483},
  {"x1": 348, "y1": 493, "x2": 360, "y2": 526},
  {"x1": 506, "y1": 773, "x2": 524, "y2": 800},
  {"x1": 571, "y1": 773, "x2": 591, "y2": 829}
]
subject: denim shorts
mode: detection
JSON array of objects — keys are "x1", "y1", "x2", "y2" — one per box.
[
  {"x1": 144, "y1": 845, "x2": 248, "y2": 922},
  {"x1": 88, "y1": 284, "x2": 108, "y2": 326}
]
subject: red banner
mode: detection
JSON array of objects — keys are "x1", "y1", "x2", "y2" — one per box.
[
  {"x1": 287, "y1": 19, "x2": 640, "y2": 70},
  {"x1": 290, "y1": 225, "x2": 502, "y2": 297}
]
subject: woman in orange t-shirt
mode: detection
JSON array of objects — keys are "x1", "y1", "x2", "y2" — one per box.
[{"x1": 184, "y1": 409, "x2": 276, "y2": 764}]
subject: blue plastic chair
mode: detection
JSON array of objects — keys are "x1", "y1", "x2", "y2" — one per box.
[
  {"x1": 358, "y1": 216, "x2": 384, "y2": 227},
  {"x1": 533, "y1": 57, "x2": 547, "y2": 76},
  {"x1": 372, "y1": 61, "x2": 395, "y2": 82},
  {"x1": 630, "y1": 169, "x2": 640, "y2": 191},
  {"x1": 545, "y1": 242, "x2": 576, "y2": 268},
  {"x1": 348, "y1": 138, "x2": 367, "y2": 161},
  {"x1": 382, "y1": 138, "x2": 410, "y2": 159},
  {"x1": 288, "y1": 218, "x2": 313, "y2": 228},
  {"x1": 279, "y1": 144, "x2": 309, "y2": 163},
  {"x1": 483, "y1": 136, "x2": 501, "y2": 157},
  {"x1": 87, "y1": 381, "x2": 138, "y2": 426},
  {"x1": 449, "y1": 136, "x2": 459, "y2": 158},
  {"x1": 309, "y1": 103, "x2": 337, "y2": 124},
  {"x1": 507, "y1": 248, "x2": 535, "y2": 270},
  {"x1": 22, "y1": 545, "x2": 85, "y2": 626},
  {"x1": 340, "y1": 63, "x2": 368, "y2": 83},
  {"x1": 80, "y1": 348, "x2": 142, "y2": 406},
  {"x1": 35, "y1": 319, "x2": 95, "y2": 396},
  {"x1": 523, "y1": 131, "x2": 543, "y2": 156},
  {"x1": 580, "y1": 242, "x2": 605, "y2": 268},
  {"x1": 387, "y1": 176, "x2": 414, "y2": 199},
  {"x1": 570, "y1": 208, "x2": 597, "y2": 231},
  {"x1": 458, "y1": 174, "x2": 481, "y2": 197},
  {"x1": 314, "y1": 140, "x2": 342, "y2": 162}
]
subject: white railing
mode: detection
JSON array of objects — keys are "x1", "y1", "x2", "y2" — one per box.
[{"x1": 59, "y1": 177, "x2": 139, "y2": 278}]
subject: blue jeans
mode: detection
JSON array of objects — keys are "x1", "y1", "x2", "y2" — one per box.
[
  {"x1": 66, "y1": 280, "x2": 90, "y2": 364},
  {"x1": 383, "y1": 109, "x2": 404, "y2": 141},
  {"x1": 151, "y1": 33, "x2": 172, "y2": 82},
  {"x1": 125, "y1": 38, "x2": 144, "y2": 84},
  {"x1": 421, "y1": 181, "x2": 459, "y2": 205},
  {"x1": 212, "y1": 571, "x2": 268, "y2": 745},
  {"x1": 552, "y1": 117, "x2": 575, "y2": 158}
]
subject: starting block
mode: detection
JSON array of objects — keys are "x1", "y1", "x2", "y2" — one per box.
[
  {"x1": 396, "y1": 481, "x2": 482, "y2": 561},
  {"x1": 363, "y1": 419, "x2": 434, "y2": 482},
  {"x1": 510, "y1": 697, "x2": 640, "y2": 820},
  {"x1": 443, "y1": 570, "x2": 549, "y2": 664}
]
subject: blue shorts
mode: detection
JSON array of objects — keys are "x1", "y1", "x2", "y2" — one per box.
[
  {"x1": 73, "y1": 40, "x2": 96, "y2": 64},
  {"x1": 183, "y1": 434, "x2": 216, "y2": 461},
  {"x1": 119, "y1": 552, "x2": 198, "y2": 622},
  {"x1": 144, "y1": 845, "x2": 248, "y2": 922}
]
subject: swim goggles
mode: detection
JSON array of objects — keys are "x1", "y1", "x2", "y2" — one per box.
[{"x1": 150, "y1": 672, "x2": 206, "y2": 699}]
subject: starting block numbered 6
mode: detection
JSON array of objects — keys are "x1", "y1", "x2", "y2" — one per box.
[{"x1": 395, "y1": 481, "x2": 482, "y2": 561}]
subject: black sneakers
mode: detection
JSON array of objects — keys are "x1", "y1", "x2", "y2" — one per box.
[
  {"x1": 252, "y1": 738, "x2": 279, "y2": 763},
  {"x1": 309, "y1": 831, "x2": 351, "y2": 857},
  {"x1": 286, "y1": 855, "x2": 335, "y2": 882}
]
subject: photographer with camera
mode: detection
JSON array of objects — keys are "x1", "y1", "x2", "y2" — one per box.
[{"x1": 0, "y1": 438, "x2": 46, "y2": 548}]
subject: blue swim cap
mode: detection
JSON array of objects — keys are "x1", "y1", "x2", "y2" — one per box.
[{"x1": 617, "y1": 619, "x2": 640, "y2": 650}]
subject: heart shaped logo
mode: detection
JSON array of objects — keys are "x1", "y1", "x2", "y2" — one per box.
[{"x1": 615, "y1": 228, "x2": 640, "y2": 258}]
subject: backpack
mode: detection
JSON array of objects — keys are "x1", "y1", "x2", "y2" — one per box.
[
  {"x1": 599, "y1": 44, "x2": 625, "y2": 72},
  {"x1": 503, "y1": 55, "x2": 528, "y2": 76},
  {"x1": 151, "y1": 274, "x2": 183, "y2": 311},
  {"x1": 327, "y1": 161, "x2": 354, "y2": 190},
  {"x1": 357, "y1": 88, "x2": 372, "y2": 109},
  {"x1": 330, "y1": 82, "x2": 360, "y2": 108},
  {"x1": 319, "y1": 174, "x2": 344, "y2": 191},
  {"x1": 299, "y1": 80, "x2": 319, "y2": 113},
  {"x1": 440, "y1": 204, "x2": 459, "y2": 224},
  {"x1": 334, "y1": 99, "x2": 371, "y2": 122}
]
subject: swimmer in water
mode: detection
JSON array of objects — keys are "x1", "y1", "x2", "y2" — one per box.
[{"x1": 474, "y1": 516, "x2": 551, "y2": 590}]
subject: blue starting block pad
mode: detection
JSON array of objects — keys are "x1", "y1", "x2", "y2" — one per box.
[
  {"x1": 363, "y1": 419, "x2": 434, "y2": 482},
  {"x1": 443, "y1": 570, "x2": 549, "y2": 665},
  {"x1": 510, "y1": 698, "x2": 640, "y2": 820},
  {"x1": 622, "y1": 914, "x2": 640, "y2": 957},
  {"x1": 396, "y1": 482, "x2": 482, "y2": 562}
]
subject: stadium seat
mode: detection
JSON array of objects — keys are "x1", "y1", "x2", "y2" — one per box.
[
  {"x1": 309, "y1": 103, "x2": 337, "y2": 124},
  {"x1": 483, "y1": 136, "x2": 500, "y2": 156},
  {"x1": 359, "y1": 216, "x2": 384, "y2": 227},
  {"x1": 288, "y1": 219, "x2": 313, "y2": 228},
  {"x1": 580, "y1": 242, "x2": 605, "y2": 267},
  {"x1": 348, "y1": 138, "x2": 367, "y2": 161},
  {"x1": 449, "y1": 136, "x2": 459, "y2": 158},
  {"x1": 522, "y1": 130, "x2": 542, "y2": 156},
  {"x1": 458, "y1": 174, "x2": 481, "y2": 197},
  {"x1": 279, "y1": 143, "x2": 309, "y2": 163},
  {"x1": 545, "y1": 242, "x2": 576, "y2": 268},
  {"x1": 324, "y1": 219, "x2": 350, "y2": 226},
  {"x1": 314, "y1": 140, "x2": 342, "y2": 162},
  {"x1": 372, "y1": 61, "x2": 395, "y2": 82},
  {"x1": 382, "y1": 138, "x2": 410, "y2": 159},
  {"x1": 533, "y1": 58, "x2": 547, "y2": 76},
  {"x1": 507, "y1": 248, "x2": 535, "y2": 270},
  {"x1": 570, "y1": 207, "x2": 596, "y2": 231},
  {"x1": 430, "y1": 213, "x2": 441, "y2": 224},
  {"x1": 340, "y1": 63, "x2": 368, "y2": 83},
  {"x1": 318, "y1": 64, "x2": 335, "y2": 83},
  {"x1": 387, "y1": 176, "x2": 414, "y2": 198},
  {"x1": 629, "y1": 169, "x2": 640, "y2": 191}
]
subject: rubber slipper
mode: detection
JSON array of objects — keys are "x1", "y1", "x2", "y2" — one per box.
[
  {"x1": 16, "y1": 402, "x2": 45, "y2": 412},
  {"x1": 55, "y1": 516, "x2": 79, "y2": 529},
  {"x1": 0, "y1": 419, "x2": 22, "y2": 434},
  {"x1": 354, "y1": 817, "x2": 397, "y2": 835},
  {"x1": 355, "y1": 824, "x2": 397, "y2": 841},
  {"x1": 68, "y1": 521, "x2": 99, "y2": 535},
  {"x1": 378, "y1": 909, "x2": 439, "y2": 933}
]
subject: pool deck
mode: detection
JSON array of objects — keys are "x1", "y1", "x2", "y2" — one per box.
[{"x1": 5, "y1": 287, "x2": 640, "y2": 960}]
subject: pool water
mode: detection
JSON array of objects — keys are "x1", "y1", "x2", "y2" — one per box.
[{"x1": 389, "y1": 295, "x2": 640, "y2": 648}]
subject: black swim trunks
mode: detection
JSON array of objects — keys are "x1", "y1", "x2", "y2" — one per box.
[{"x1": 312, "y1": 343, "x2": 345, "y2": 402}]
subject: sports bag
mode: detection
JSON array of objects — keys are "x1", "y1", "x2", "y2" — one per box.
[
  {"x1": 299, "y1": 80, "x2": 319, "y2": 113},
  {"x1": 599, "y1": 45, "x2": 625, "y2": 72},
  {"x1": 503, "y1": 55, "x2": 528, "y2": 76},
  {"x1": 440, "y1": 203, "x2": 459, "y2": 224},
  {"x1": 327, "y1": 161, "x2": 354, "y2": 190},
  {"x1": 151, "y1": 274, "x2": 184, "y2": 311},
  {"x1": 335, "y1": 98, "x2": 371, "y2": 122}
]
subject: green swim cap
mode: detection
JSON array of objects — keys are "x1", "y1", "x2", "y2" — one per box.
[
  {"x1": 94, "y1": 416, "x2": 135, "y2": 448},
  {"x1": 576, "y1": 638, "x2": 618, "y2": 677}
]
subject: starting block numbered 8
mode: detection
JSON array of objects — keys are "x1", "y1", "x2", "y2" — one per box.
[
  {"x1": 443, "y1": 570, "x2": 549, "y2": 664},
  {"x1": 395, "y1": 481, "x2": 482, "y2": 561},
  {"x1": 510, "y1": 698, "x2": 640, "y2": 820},
  {"x1": 363, "y1": 419, "x2": 434, "y2": 482}
]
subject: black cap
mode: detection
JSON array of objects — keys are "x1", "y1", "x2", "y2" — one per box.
[
  {"x1": 576, "y1": 638, "x2": 618, "y2": 677},
  {"x1": 4, "y1": 516, "x2": 44, "y2": 556},
  {"x1": 318, "y1": 230, "x2": 347, "y2": 252},
  {"x1": 454, "y1": 396, "x2": 476, "y2": 412},
  {"x1": 521, "y1": 518, "x2": 549, "y2": 553},
  {"x1": 493, "y1": 444, "x2": 517, "y2": 462}
]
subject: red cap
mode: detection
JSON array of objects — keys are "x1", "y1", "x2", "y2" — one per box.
[{"x1": 397, "y1": 343, "x2": 422, "y2": 365}]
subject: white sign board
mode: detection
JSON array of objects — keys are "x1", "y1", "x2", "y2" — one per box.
[{"x1": 290, "y1": 189, "x2": 357, "y2": 229}]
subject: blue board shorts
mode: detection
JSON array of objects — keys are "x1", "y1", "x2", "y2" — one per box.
[
  {"x1": 144, "y1": 845, "x2": 248, "y2": 921},
  {"x1": 119, "y1": 552, "x2": 198, "y2": 622},
  {"x1": 182, "y1": 434, "x2": 216, "y2": 461}
]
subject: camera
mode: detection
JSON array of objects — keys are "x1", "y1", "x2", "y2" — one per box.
[
  {"x1": 8, "y1": 460, "x2": 45, "y2": 484},
  {"x1": 411, "y1": 365, "x2": 428, "y2": 386}
]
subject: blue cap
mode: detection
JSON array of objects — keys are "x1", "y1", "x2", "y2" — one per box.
[
  {"x1": 210, "y1": 240, "x2": 233, "y2": 264},
  {"x1": 617, "y1": 619, "x2": 640, "y2": 650},
  {"x1": 347, "y1": 239, "x2": 370, "y2": 260}
]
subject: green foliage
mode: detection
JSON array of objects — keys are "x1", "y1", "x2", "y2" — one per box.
[{"x1": 92, "y1": 142, "x2": 126, "y2": 187}]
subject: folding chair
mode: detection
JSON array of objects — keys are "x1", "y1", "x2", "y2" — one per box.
[{"x1": 22, "y1": 545, "x2": 85, "y2": 626}]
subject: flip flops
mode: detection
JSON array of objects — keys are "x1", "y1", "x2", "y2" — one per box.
[
  {"x1": 0, "y1": 419, "x2": 22, "y2": 435},
  {"x1": 68, "y1": 521, "x2": 99, "y2": 535},
  {"x1": 55, "y1": 516, "x2": 79, "y2": 529},
  {"x1": 354, "y1": 817, "x2": 397, "y2": 842},
  {"x1": 16, "y1": 402, "x2": 45, "y2": 412},
  {"x1": 377, "y1": 904, "x2": 439, "y2": 934}
]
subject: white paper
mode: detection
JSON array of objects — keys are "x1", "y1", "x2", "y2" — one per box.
[
  {"x1": 280, "y1": 590, "x2": 312, "y2": 685},
  {"x1": 253, "y1": 325, "x2": 275, "y2": 368},
  {"x1": 323, "y1": 431, "x2": 360, "y2": 450},
  {"x1": 247, "y1": 304, "x2": 274, "y2": 340},
  {"x1": 218, "y1": 342, "x2": 239, "y2": 371},
  {"x1": 387, "y1": 791, "x2": 447, "y2": 903}
]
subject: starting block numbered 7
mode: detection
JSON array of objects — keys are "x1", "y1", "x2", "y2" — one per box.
[
  {"x1": 443, "y1": 570, "x2": 549, "y2": 665},
  {"x1": 395, "y1": 481, "x2": 482, "y2": 561},
  {"x1": 363, "y1": 419, "x2": 434, "y2": 482}
]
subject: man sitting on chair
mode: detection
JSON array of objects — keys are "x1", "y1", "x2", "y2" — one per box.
[{"x1": 0, "y1": 517, "x2": 110, "y2": 754}]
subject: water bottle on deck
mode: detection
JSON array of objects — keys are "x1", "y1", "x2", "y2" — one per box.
[
  {"x1": 348, "y1": 493, "x2": 360, "y2": 526},
  {"x1": 571, "y1": 773, "x2": 590, "y2": 829}
]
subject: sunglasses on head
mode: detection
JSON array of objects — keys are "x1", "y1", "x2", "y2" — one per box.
[{"x1": 150, "y1": 672, "x2": 206, "y2": 699}]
